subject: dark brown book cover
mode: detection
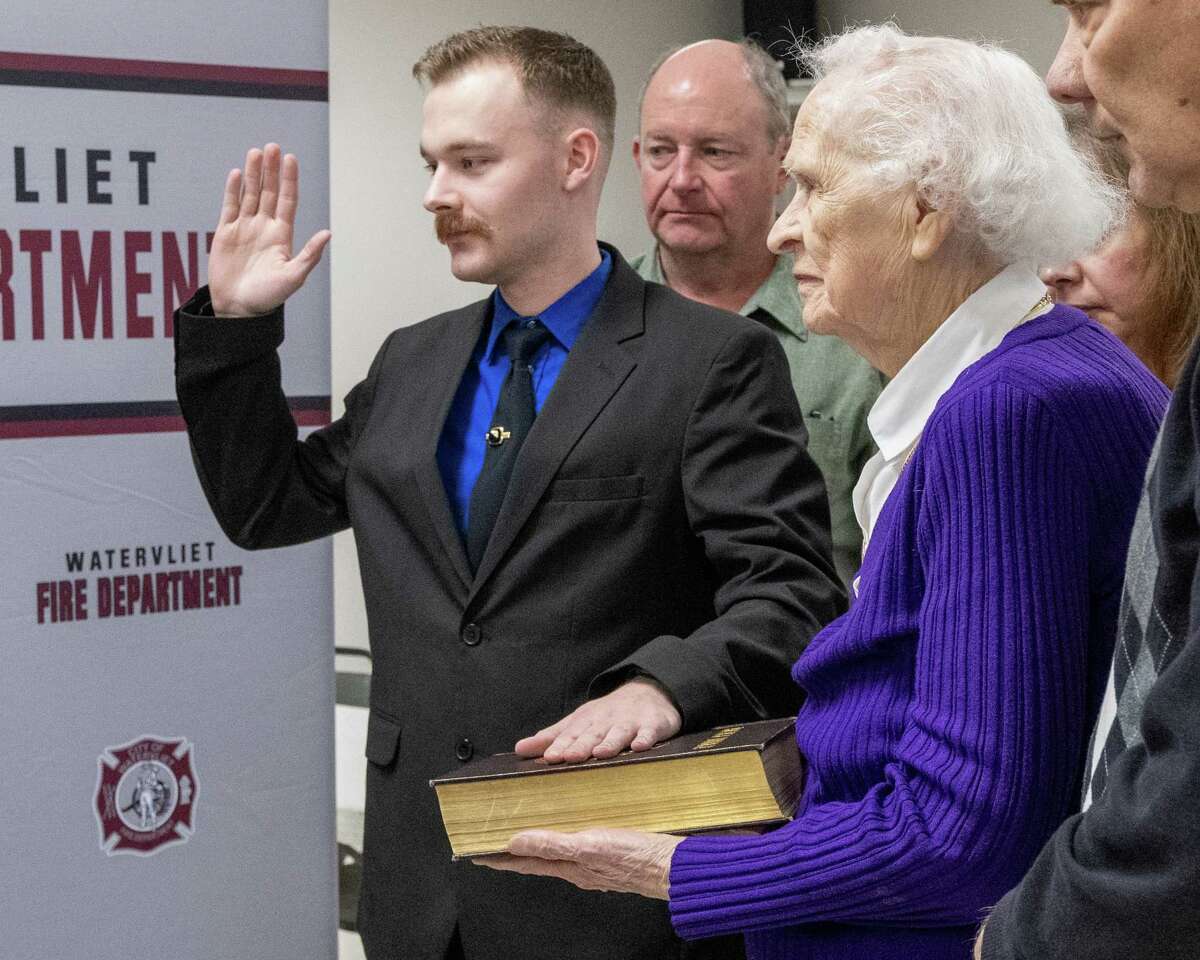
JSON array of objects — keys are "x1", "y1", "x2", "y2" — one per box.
[{"x1": 431, "y1": 717, "x2": 796, "y2": 785}]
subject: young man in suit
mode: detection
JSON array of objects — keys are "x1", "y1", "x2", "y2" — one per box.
[{"x1": 174, "y1": 26, "x2": 843, "y2": 960}]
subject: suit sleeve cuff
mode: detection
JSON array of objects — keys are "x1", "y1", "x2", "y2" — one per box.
[
  {"x1": 174, "y1": 285, "x2": 286, "y2": 365},
  {"x1": 589, "y1": 633, "x2": 731, "y2": 731}
]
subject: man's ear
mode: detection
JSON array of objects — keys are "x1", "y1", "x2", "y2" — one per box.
[
  {"x1": 908, "y1": 192, "x2": 955, "y2": 262},
  {"x1": 632, "y1": 136, "x2": 642, "y2": 170},
  {"x1": 563, "y1": 127, "x2": 601, "y2": 192}
]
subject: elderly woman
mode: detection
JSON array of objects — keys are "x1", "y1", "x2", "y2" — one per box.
[
  {"x1": 1041, "y1": 136, "x2": 1200, "y2": 388},
  {"x1": 481, "y1": 25, "x2": 1168, "y2": 960}
]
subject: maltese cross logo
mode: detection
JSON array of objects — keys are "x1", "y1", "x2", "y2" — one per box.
[{"x1": 95, "y1": 735, "x2": 198, "y2": 856}]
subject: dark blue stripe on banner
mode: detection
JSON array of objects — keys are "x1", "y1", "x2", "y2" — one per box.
[
  {"x1": 0, "y1": 397, "x2": 331, "y2": 422},
  {"x1": 0, "y1": 70, "x2": 328, "y2": 101}
]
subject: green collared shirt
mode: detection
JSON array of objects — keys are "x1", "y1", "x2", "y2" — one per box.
[{"x1": 632, "y1": 247, "x2": 881, "y2": 587}]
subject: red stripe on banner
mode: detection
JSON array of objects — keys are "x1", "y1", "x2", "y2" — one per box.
[
  {"x1": 0, "y1": 416, "x2": 185, "y2": 439},
  {"x1": 294, "y1": 409, "x2": 333, "y2": 427},
  {"x1": 0, "y1": 409, "x2": 331, "y2": 440},
  {"x1": 0, "y1": 51, "x2": 327, "y2": 89}
]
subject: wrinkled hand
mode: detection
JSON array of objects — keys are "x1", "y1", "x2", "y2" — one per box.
[
  {"x1": 208, "y1": 143, "x2": 331, "y2": 317},
  {"x1": 514, "y1": 678, "x2": 681, "y2": 763},
  {"x1": 475, "y1": 828, "x2": 683, "y2": 900}
]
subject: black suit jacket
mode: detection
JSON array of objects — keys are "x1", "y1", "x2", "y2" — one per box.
[{"x1": 174, "y1": 246, "x2": 844, "y2": 960}]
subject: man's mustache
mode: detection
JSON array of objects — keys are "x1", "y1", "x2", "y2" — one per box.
[{"x1": 435, "y1": 213, "x2": 492, "y2": 243}]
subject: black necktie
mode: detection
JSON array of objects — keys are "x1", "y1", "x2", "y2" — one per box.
[{"x1": 465, "y1": 318, "x2": 551, "y2": 571}]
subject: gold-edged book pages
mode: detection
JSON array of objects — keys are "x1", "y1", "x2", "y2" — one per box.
[{"x1": 431, "y1": 717, "x2": 803, "y2": 859}]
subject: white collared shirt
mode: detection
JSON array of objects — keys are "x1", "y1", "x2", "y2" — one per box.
[{"x1": 851, "y1": 263, "x2": 1052, "y2": 573}]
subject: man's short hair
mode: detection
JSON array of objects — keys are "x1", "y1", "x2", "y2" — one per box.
[
  {"x1": 639, "y1": 39, "x2": 791, "y2": 145},
  {"x1": 413, "y1": 25, "x2": 616, "y2": 151}
]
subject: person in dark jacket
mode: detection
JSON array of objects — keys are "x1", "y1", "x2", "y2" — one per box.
[
  {"x1": 973, "y1": 2, "x2": 1200, "y2": 956},
  {"x1": 173, "y1": 24, "x2": 843, "y2": 960}
]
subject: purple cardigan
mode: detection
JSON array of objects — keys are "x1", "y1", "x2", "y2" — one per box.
[{"x1": 668, "y1": 307, "x2": 1168, "y2": 960}]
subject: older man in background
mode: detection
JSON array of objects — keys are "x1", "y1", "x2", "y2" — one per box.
[
  {"x1": 977, "y1": 1, "x2": 1200, "y2": 958},
  {"x1": 631, "y1": 39, "x2": 880, "y2": 586}
]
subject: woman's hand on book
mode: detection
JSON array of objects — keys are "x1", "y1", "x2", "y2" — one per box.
[
  {"x1": 474, "y1": 828, "x2": 683, "y2": 900},
  {"x1": 514, "y1": 677, "x2": 682, "y2": 763}
]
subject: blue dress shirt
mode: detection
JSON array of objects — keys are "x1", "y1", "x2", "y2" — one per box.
[{"x1": 437, "y1": 249, "x2": 613, "y2": 538}]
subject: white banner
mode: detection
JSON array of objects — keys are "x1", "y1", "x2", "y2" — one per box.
[{"x1": 0, "y1": 7, "x2": 335, "y2": 959}]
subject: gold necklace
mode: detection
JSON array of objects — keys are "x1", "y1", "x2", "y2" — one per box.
[{"x1": 1020, "y1": 290, "x2": 1055, "y2": 323}]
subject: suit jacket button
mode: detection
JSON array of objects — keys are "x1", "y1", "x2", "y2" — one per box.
[
  {"x1": 461, "y1": 623, "x2": 482, "y2": 646},
  {"x1": 455, "y1": 738, "x2": 474, "y2": 762}
]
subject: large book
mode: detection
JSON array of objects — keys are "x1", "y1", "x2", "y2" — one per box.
[{"x1": 431, "y1": 717, "x2": 803, "y2": 859}]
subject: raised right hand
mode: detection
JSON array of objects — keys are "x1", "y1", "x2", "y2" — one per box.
[{"x1": 208, "y1": 143, "x2": 331, "y2": 317}]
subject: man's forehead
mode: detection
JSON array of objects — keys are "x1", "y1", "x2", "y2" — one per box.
[
  {"x1": 421, "y1": 63, "x2": 537, "y2": 146},
  {"x1": 648, "y1": 40, "x2": 750, "y2": 95},
  {"x1": 423, "y1": 59, "x2": 528, "y2": 118},
  {"x1": 641, "y1": 80, "x2": 767, "y2": 140},
  {"x1": 641, "y1": 110, "x2": 749, "y2": 141},
  {"x1": 643, "y1": 44, "x2": 762, "y2": 113}
]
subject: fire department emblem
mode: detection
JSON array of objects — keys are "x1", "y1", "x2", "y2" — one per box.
[{"x1": 94, "y1": 735, "x2": 198, "y2": 856}]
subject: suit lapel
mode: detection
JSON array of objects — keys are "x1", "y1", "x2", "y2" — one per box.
[
  {"x1": 468, "y1": 253, "x2": 644, "y2": 600},
  {"x1": 411, "y1": 300, "x2": 490, "y2": 593}
]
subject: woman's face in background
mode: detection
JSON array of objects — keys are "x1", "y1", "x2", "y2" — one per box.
[{"x1": 1041, "y1": 212, "x2": 1158, "y2": 356}]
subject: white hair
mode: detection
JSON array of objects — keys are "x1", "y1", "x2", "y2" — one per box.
[{"x1": 798, "y1": 24, "x2": 1125, "y2": 266}]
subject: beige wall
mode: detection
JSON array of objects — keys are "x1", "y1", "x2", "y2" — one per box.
[
  {"x1": 818, "y1": 0, "x2": 1067, "y2": 74},
  {"x1": 328, "y1": 0, "x2": 741, "y2": 652}
]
